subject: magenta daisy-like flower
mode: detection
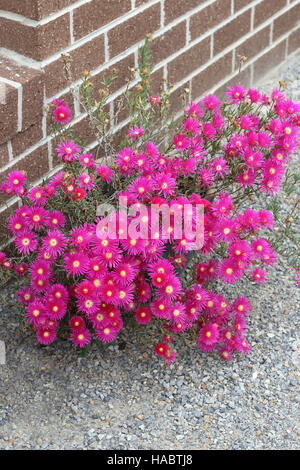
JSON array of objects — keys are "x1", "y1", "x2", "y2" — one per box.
[
  {"x1": 17, "y1": 286, "x2": 35, "y2": 305},
  {"x1": 219, "y1": 347, "x2": 234, "y2": 361},
  {"x1": 154, "y1": 173, "x2": 177, "y2": 198},
  {"x1": 232, "y1": 296, "x2": 251, "y2": 315},
  {"x1": 226, "y1": 85, "x2": 246, "y2": 104},
  {"x1": 48, "y1": 283, "x2": 69, "y2": 302},
  {"x1": 76, "y1": 173, "x2": 95, "y2": 190},
  {"x1": 25, "y1": 300, "x2": 46, "y2": 327},
  {"x1": 135, "y1": 305, "x2": 152, "y2": 324},
  {"x1": 47, "y1": 210, "x2": 65, "y2": 229},
  {"x1": 96, "y1": 325, "x2": 118, "y2": 343},
  {"x1": 26, "y1": 207, "x2": 48, "y2": 230},
  {"x1": 202, "y1": 94, "x2": 221, "y2": 111},
  {"x1": 198, "y1": 322, "x2": 220, "y2": 348},
  {"x1": 64, "y1": 251, "x2": 89, "y2": 277},
  {"x1": 251, "y1": 268, "x2": 266, "y2": 283},
  {"x1": 36, "y1": 327, "x2": 57, "y2": 345},
  {"x1": 218, "y1": 218, "x2": 237, "y2": 242},
  {"x1": 173, "y1": 133, "x2": 190, "y2": 151},
  {"x1": 128, "y1": 176, "x2": 153, "y2": 199},
  {"x1": 211, "y1": 192, "x2": 233, "y2": 218},
  {"x1": 218, "y1": 258, "x2": 242, "y2": 284},
  {"x1": 95, "y1": 165, "x2": 114, "y2": 183},
  {"x1": 7, "y1": 170, "x2": 26, "y2": 193},
  {"x1": 70, "y1": 225, "x2": 91, "y2": 249},
  {"x1": 8, "y1": 214, "x2": 25, "y2": 235},
  {"x1": 113, "y1": 260, "x2": 137, "y2": 286},
  {"x1": 56, "y1": 141, "x2": 81, "y2": 163},
  {"x1": 210, "y1": 157, "x2": 229, "y2": 179},
  {"x1": 69, "y1": 316, "x2": 86, "y2": 331},
  {"x1": 29, "y1": 259, "x2": 51, "y2": 281},
  {"x1": 15, "y1": 230, "x2": 38, "y2": 255},
  {"x1": 79, "y1": 153, "x2": 95, "y2": 168},
  {"x1": 71, "y1": 329, "x2": 91, "y2": 348},
  {"x1": 53, "y1": 104, "x2": 72, "y2": 125},
  {"x1": 46, "y1": 298, "x2": 67, "y2": 320},
  {"x1": 28, "y1": 186, "x2": 48, "y2": 205},
  {"x1": 160, "y1": 275, "x2": 181, "y2": 301},
  {"x1": 128, "y1": 126, "x2": 144, "y2": 139},
  {"x1": 42, "y1": 230, "x2": 67, "y2": 257},
  {"x1": 168, "y1": 302, "x2": 186, "y2": 323}
]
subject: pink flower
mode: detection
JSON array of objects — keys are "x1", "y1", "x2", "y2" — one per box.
[
  {"x1": 135, "y1": 305, "x2": 152, "y2": 324},
  {"x1": 56, "y1": 141, "x2": 81, "y2": 163},
  {"x1": 202, "y1": 94, "x2": 221, "y2": 111},
  {"x1": 96, "y1": 165, "x2": 114, "y2": 183},
  {"x1": 15, "y1": 230, "x2": 38, "y2": 255},
  {"x1": 53, "y1": 104, "x2": 72, "y2": 124},
  {"x1": 69, "y1": 316, "x2": 86, "y2": 331},
  {"x1": 95, "y1": 325, "x2": 118, "y2": 343},
  {"x1": 36, "y1": 327, "x2": 56, "y2": 345},
  {"x1": 210, "y1": 157, "x2": 229, "y2": 179},
  {"x1": 198, "y1": 322, "x2": 220, "y2": 348},
  {"x1": 251, "y1": 268, "x2": 266, "y2": 283},
  {"x1": 173, "y1": 133, "x2": 190, "y2": 151},
  {"x1": 25, "y1": 300, "x2": 46, "y2": 327},
  {"x1": 64, "y1": 251, "x2": 89, "y2": 277},
  {"x1": 185, "y1": 101, "x2": 204, "y2": 117},
  {"x1": 42, "y1": 230, "x2": 67, "y2": 257},
  {"x1": 128, "y1": 126, "x2": 144, "y2": 139},
  {"x1": 7, "y1": 171, "x2": 26, "y2": 194},
  {"x1": 79, "y1": 153, "x2": 95, "y2": 168},
  {"x1": 71, "y1": 329, "x2": 92, "y2": 348},
  {"x1": 154, "y1": 173, "x2": 177, "y2": 197},
  {"x1": 150, "y1": 95, "x2": 161, "y2": 105},
  {"x1": 226, "y1": 85, "x2": 246, "y2": 103}
]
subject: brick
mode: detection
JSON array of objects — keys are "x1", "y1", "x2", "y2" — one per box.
[
  {"x1": 164, "y1": 0, "x2": 207, "y2": 24},
  {"x1": 0, "y1": 0, "x2": 77, "y2": 20},
  {"x1": 0, "y1": 143, "x2": 9, "y2": 167},
  {"x1": 288, "y1": 27, "x2": 300, "y2": 55},
  {"x1": 44, "y1": 34, "x2": 105, "y2": 98},
  {"x1": 135, "y1": 0, "x2": 152, "y2": 6},
  {"x1": 234, "y1": 0, "x2": 253, "y2": 12},
  {"x1": 214, "y1": 10, "x2": 251, "y2": 55},
  {"x1": 150, "y1": 67, "x2": 165, "y2": 95},
  {"x1": 192, "y1": 51, "x2": 233, "y2": 100},
  {"x1": 151, "y1": 22, "x2": 186, "y2": 65},
  {"x1": 73, "y1": 0, "x2": 131, "y2": 40},
  {"x1": 254, "y1": 0, "x2": 286, "y2": 28},
  {"x1": 235, "y1": 26, "x2": 270, "y2": 65},
  {"x1": 0, "y1": 0, "x2": 40, "y2": 19},
  {"x1": 168, "y1": 37, "x2": 211, "y2": 84},
  {"x1": 0, "y1": 57, "x2": 44, "y2": 133},
  {"x1": 108, "y1": 4, "x2": 161, "y2": 58},
  {"x1": 0, "y1": 14, "x2": 70, "y2": 61},
  {"x1": 273, "y1": 4, "x2": 300, "y2": 41},
  {"x1": 0, "y1": 83, "x2": 18, "y2": 145},
  {"x1": 38, "y1": 1, "x2": 78, "y2": 19},
  {"x1": 0, "y1": 144, "x2": 49, "y2": 188},
  {"x1": 253, "y1": 40, "x2": 287, "y2": 82},
  {"x1": 190, "y1": 0, "x2": 231, "y2": 41},
  {"x1": 11, "y1": 123, "x2": 43, "y2": 157}
]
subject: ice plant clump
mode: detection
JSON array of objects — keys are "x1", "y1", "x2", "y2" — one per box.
[{"x1": 0, "y1": 76, "x2": 299, "y2": 365}]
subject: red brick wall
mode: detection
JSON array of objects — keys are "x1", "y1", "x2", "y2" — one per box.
[{"x1": 0, "y1": 0, "x2": 300, "y2": 243}]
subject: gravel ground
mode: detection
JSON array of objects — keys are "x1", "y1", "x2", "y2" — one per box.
[{"x1": 0, "y1": 54, "x2": 299, "y2": 450}]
